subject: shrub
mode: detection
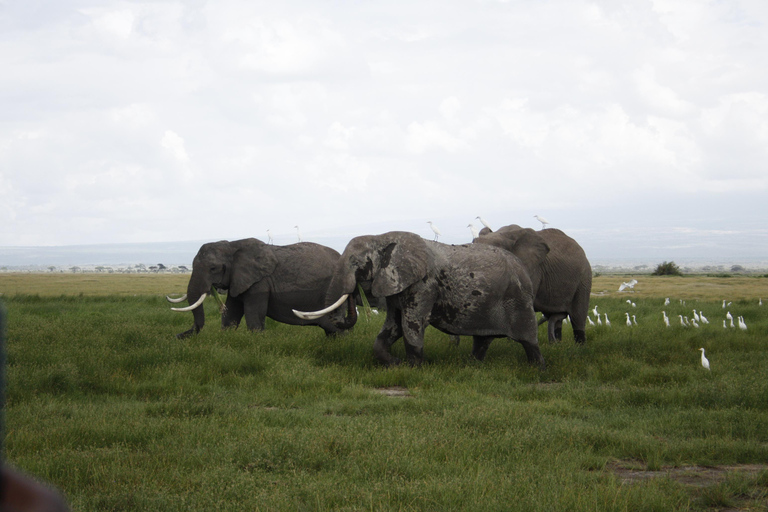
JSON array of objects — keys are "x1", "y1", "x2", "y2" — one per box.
[{"x1": 652, "y1": 261, "x2": 683, "y2": 276}]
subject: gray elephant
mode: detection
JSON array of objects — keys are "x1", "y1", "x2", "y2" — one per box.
[
  {"x1": 474, "y1": 225, "x2": 592, "y2": 343},
  {"x1": 168, "y1": 238, "x2": 357, "y2": 339},
  {"x1": 294, "y1": 231, "x2": 546, "y2": 369}
]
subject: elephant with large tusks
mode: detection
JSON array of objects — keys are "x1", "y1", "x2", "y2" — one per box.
[
  {"x1": 294, "y1": 231, "x2": 546, "y2": 369},
  {"x1": 168, "y1": 238, "x2": 357, "y2": 339},
  {"x1": 474, "y1": 225, "x2": 592, "y2": 343}
]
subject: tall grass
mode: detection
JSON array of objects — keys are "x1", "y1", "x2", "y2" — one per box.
[{"x1": 2, "y1": 275, "x2": 768, "y2": 510}]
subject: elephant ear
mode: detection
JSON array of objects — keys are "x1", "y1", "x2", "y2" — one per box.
[
  {"x1": 229, "y1": 239, "x2": 278, "y2": 297},
  {"x1": 371, "y1": 233, "x2": 429, "y2": 297},
  {"x1": 511, "y1": 229, "x2": 550, "y2": 277}
]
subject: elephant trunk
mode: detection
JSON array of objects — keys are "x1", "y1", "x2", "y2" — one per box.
[
  {"x1": 175, "y1": 270, "x2": 211, "y2": 338},
  {"x1": 340, "y1": 293, "x2": 358, "y2": 329}
]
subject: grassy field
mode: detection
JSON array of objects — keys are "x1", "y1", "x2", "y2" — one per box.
[{"x1": 1, "y1": 273, "x2": 767, "y2": 511}]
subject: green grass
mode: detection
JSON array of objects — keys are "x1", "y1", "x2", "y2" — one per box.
[{"x1": 2, "y1": 279, "x2": 768, "y2": 510}]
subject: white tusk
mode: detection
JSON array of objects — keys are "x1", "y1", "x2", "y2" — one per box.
[
  {"x1": 293, "y1": 294, "x2": 349, "y2": 320},
  {"x1": 171, "y1": 293, "x2": 207, "y2": 312},
  {"x1": 166, "y1": 294, "x2": 188, "y2": 303}
]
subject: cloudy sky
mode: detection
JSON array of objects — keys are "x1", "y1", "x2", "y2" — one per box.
[{"x1": 2, "y1": 0, "x2": 767, "y2": 263}]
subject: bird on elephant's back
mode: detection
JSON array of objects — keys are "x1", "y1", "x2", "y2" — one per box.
[
  {"x1": 167, "y1": 238, "x2": 357, "y2": 338},
  {"x1": 473, "y1": 224, "x2": 592, "y2": 344}
]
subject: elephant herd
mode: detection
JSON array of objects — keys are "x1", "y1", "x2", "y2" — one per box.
[{"x1": 166, "y1": 225, "x2": 592, "y2": 370}]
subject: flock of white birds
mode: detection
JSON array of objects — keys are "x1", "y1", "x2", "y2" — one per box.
[{"x1": 588, "y1": 281, "x2": 763, "y2": 372}]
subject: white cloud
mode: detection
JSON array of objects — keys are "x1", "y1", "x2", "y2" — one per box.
[
  {"x1": 160, "y1": 130, "x2": 189, "y2": 163},
  {"x1": 1, "y1": 0, "x2": 767, "y2": 259}
]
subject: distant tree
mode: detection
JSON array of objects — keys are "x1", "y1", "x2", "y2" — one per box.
[
  {"x1": 48, "y1": 266, "x2": 57, "y2": 272},
  {"x1": 69, "y1": 266, "x2": 81, "y2": 273},
  {"x1": 178, "y1": 266, "x2": 189, "y2": 273},
  {"x1": 157, "y1": 263, "x2": 166, "y2": 270},
  {"x1": 652, "y1": 261, "x2": 683, "y2": 276},
  {"x1": 731, "y1": 265, "x2": 745, "y2": 273}
]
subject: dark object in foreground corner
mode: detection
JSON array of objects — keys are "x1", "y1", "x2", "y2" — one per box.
[{"x1": 0, "y1": 306, "x2": 70, "y2": 512}]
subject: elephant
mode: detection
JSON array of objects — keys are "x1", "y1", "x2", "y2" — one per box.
[
  {"x1": 168, "y1": 238, "x2": 357, "y2": 339},
  {"x1": 474, "y1": 225, "x2": 592, "y2": 343},
  {"x1": 294, "y1": 231, "x2": 546, "y2": 369}
]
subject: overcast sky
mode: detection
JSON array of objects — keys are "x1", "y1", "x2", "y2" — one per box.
[{"x1": 2, "y1": 0, "x2": 767, "y2": 262}]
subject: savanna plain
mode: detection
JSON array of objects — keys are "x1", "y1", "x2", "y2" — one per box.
[{"x1": 1, "y1": 273, "x2": 768, "y2": 511}]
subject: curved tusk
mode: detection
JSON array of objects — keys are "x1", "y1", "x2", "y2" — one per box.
[
  {"x1": 171, "y1": 293, "x2": 207, "y2": 312},
  {"x1": 293, "y1": 294, "x2": 349, "y2": 320},
  {"x1": 166, "y1": 294, "x2": 188, "y2": 303}
]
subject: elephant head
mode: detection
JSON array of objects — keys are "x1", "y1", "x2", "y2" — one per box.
[
  {"x1": 169, "y1": 238, "x2": 277, "y2": 337},
  {"x1": 473, "y1": 225, "x2": 550, "y2": 288},
  {"x1": 294, "y1": 232, "x2": 430, "y2": 324}
]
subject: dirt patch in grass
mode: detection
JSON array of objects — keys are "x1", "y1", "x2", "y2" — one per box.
[
  {"x1": 374, "y1": 386, "x2": 411, "y2": 398},
  {"x1": 607, "y1": 460, "x2": 768, "y2": 487}
]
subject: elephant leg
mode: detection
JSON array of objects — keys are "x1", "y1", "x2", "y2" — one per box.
[
  {"x1": 546, "y1": 313, "x2": 567, "y2": 343},
  {"x1": 573, "y1": 329, "x2": 586, "y2": 344},
  {"x1": 373, "y1": 307, "x2": 403, "y2": 366},
  {"x1": 221, "y1": 296, "x2": 244, "y2": 330},
  {"x1": 519, "y1": 340, "x2": 546, "y2": 370},
  {"x1": 242, "y1": 292, "x2": 268, "y2": 331},
  {"x1": 472, "y1": 336, "x2": 495, "y2": 361},
  {"x1": 401, "y1": 319, "x2": 426, "y2": 367}
]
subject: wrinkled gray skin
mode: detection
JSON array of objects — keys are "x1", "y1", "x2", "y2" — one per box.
[
  {"x1": 176, "y1": 238, "x2": 357, "y2": 339},
  {"x1": 475, "y1": 225, "x2": 592, "y2": 343},
  {"x1": 315, "y1": 231, "x2": 546, "y2": 369}
]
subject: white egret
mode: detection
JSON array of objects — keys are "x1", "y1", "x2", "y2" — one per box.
[
  {"x1": 597, "y1": 315, "x2": 602, "y2": 326},
  {"x1": 664, "y1": 298, "x2": 670, "y2": 306},
  {"x1": 662, "y1": 311, "x2": 670, "y2": 327},
  {"x1": 467, "y1": 223, "x2": 479, "y2": 240},
  {"x1": 588, "y1": 316, "x2": 595, "y2": 326},
  {"x1": 625, "y1": 313, "x2": 632, "y2": 327},
  {"x1": 684, "y1": 316, "x2": 691, "y2": 326},
  {"x1": 760, "y1": 298, "x2": 763, "y2": 306},
  {"x1": 533, "y1": 215, "x2": 550, "y2": 229},
  {"x1": 723, "y1": 320, "x2": 727, "y2": 329},
  {"x1": 699, "y1": 311, "x2": 709, "y2": 324},
  {"x1": 692, "y1": 310, "x2": 700, "y2": 323},
  {"x1": 738, "y1": 316, "x2": 747, "y2": 331},
  {"x1": 294, "y1": 225, "x2": 302, "y2": 242},
  {"x1": 427, "y1": 221, "x2": 441, "y2": 241},
  {"x1": 604, "y1": 313, "x2": 611, "y2": 327},
  {"x1": 593, "y1": 305, "x2": 599, "y2": 318},
  {"x1": 267, "y1": 229, "x2": 273, "y2": 244},
  {"x1": 722, "y1": 300, "x2": 726, "y2": 308},
  {"x1": 632, "y1": 315, "x2": 638, "y2": 326},
  {"x1": 476, "y1": 216, "x2": 492, "y2": 231},
  {"x1": 626, "y1": 300, "x2": 632, "y2": 305},
  {"x1": 679, "y1": 315, "x2": 686, "y2": 326},
  {"x1": 726, "y1": 311, "x2": 734, "y2": 327},
  {"x1": 699, "y1": 348, "x2": 710, "y2": 370},
  {"x1": 618, "y1": 279, "x2": 638, "y2": 292},
  {"x1": 691, "y1": 318, "x2": 700, "y2": 328}
]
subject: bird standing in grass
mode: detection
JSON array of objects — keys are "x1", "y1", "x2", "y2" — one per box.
[
  {"x1": 604, "y1": 313, "x2": 611, "y2": 327},
  {"x1": 699, "y1": 348, "x2": 710, "y2": 370},
  {"x1": 625, "y1": 313, "x2": 632, "y2": 327},
  {"x1": 663, "y1": 311, "x2": 670, "y2": 327},
  {"x1": 427, "y1": 221, "x2": 441, "y2": 241}
]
